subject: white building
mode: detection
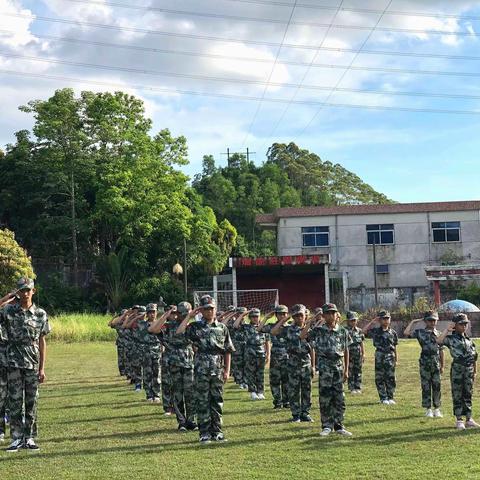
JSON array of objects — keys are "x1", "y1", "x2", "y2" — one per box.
[{"x1": 256, "y1": 201, "x2": 480, "y2": 310}]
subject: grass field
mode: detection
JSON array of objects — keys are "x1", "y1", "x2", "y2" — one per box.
[
  {"x1": 2, "y1": 340, "x2": 480, "y2": 479},
  {"x1": 48, "y1": 314, "x2": 114, "y2": 342}
]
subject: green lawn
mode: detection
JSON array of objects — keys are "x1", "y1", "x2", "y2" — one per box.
[{"x1": 2, "y1": 340, "x2": 480, "y2": 479}]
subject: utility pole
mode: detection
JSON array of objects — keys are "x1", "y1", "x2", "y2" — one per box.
[
  {"x1": 220, "y1": 148, "x2": 256, "y2": 167},
  {"x1": 372, "y1": 238, "x2": 378, "y2": 306}
]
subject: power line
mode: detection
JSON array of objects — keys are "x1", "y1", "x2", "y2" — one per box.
[
  {"x1": 3, "y1": 52, "x2": 480, "y2": 95},
  {"x1": 1, "y1": 68, "x2": 479, "y2": 115},
  {"x1": 241, "y1": 0, "x2": 297, "y2": 147},
  {"x1": 221, "y1": 0, "x2": 480, "y2": 22},
  {"x1": 60, "y1": 0, "x2": 480, "y2": 27},
  {"x1": 260, "y1": 0, "x2": 346, "y2": 154},
  {"x1": 3, "y1": 29, "x2": 480, "y2": 67},
  {"x1": 298, "y1": 0, "x2": 394, "y2": 136},
  {"x1": 2, "y1": 11, "x2": 479, "y2": 38}
]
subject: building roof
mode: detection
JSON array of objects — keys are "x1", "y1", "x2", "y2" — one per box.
[{"x1": 256, "y1": 201, "x2": 480, "y2": 224}]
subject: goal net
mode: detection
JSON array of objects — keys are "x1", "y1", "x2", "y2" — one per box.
[{"x1": 193, "y1": 289, "x2": 279, "y2": 313}]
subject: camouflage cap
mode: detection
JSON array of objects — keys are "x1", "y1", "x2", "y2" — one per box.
[
  {"x1": 322, "y1": 303, "x2": 338, "y2": 314},
  {"x1": 291, "y1": 304, "x2": 307, "y2": 316},
  {"x1": 453, "y1": 313, "x2": 469, "y2": 324},
  {"x1": 199, "y1": 295, "x2": 216, "y2": 309},
  {"x1": 17, "y1": 277, "x2": 34, "y2": 290},
  {"x1": 227, "y1": 305, "x2": 236, "y2": 312},
  {"x1": 137, "y1": 305, "x2": 147, "y2": 313},
  {"x1": 132, "y1": 305, "x2": 141, "y2": 310},
  {"x1": 275, "y1": 305, "x2": 289, "y2": 314},
  {"x1": 249, "y1": 308, "x2": 261, "y2": 317},
  {"x1": 314, "y1": 307, "x2": 324, "y2": 315},
  {"x1": 377, "y1": 310, "x2": 391, "y2": 319},
  {"x1": 423, "y1": 310, "x2": 439, "y2": 321},
  {"x1": 346, "y1": 311, "x2": 359, "y2": 321},
  {"x1": 177, "y1": 301, "x2": 192, "y2": 316},
  {"x1": 236, "y1": 306, "x2": 247, "y2": 313},
  {"x1": 146, "y1": 303, "x2": 157, "y2": 312}
]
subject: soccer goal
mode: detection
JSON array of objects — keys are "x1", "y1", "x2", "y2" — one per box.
[{"x1": 193, "y1": 289, "x2": 279, "y2": 313}]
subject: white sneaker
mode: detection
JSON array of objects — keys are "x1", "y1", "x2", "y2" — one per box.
[
  {"x1": 250, "y1": 392, "x2": 258, "y2": 400},
  {"x1": 388, "y1": 399, "x2": 396, "y2": 405},
  {"x1": 0, "y1": 433, "x2": 4, "y2": 442},
  {"x1": 349, "y1": 390, "x2": 357, "y2": 395},
  {"x1": 456, "y1": 420, "x2": 466, "y2": 430},
  {"x1": 433, "y1": 408, "x2": 443, "y2": 418},
  {"x1": 146, "y1": 398, "x2": 154, "y2": 403},
  {"x1": 320, "y1": 427, "x2": 332, "y2": 437},
  {"x1": 152, "y1": 397, "x2": 161, "y2": 404},
  {"x1": 381, "y1": 400, "x2": 390, "y2": 405},
  {"x1": 336, "y1": 428, "x2": 353, "y2": 436},
  {"x1": 257, "y1": 393, "x2": 265, "y2": 400},
  {"x1": 6, "y1": 439, "x2": 23, "y2": 452},
  {"x1": 466, "y1": 419, "x2": 480, "y2": 428},
  {"x1": 425, "y1": 409, "x2": 434, "y2": 418},
  {"x1": 356, "y1": 390, "x2": 362, "y2": 394}
]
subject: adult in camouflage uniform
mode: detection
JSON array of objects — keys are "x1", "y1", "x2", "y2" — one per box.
[
  {"x1": 363, "y1": 310, "x2": 398, "y2": 405},
  {"x1": 235, "y1": 308, "x2": 269, "y2": 400},
  {"x1": 272, "y1": 304, "x2": 314, "y2": 423},
  {"x1": 304, "y1": 303, "x2": 351, "y2": 436},
  {"x1": 344, "y1": 311, "x2": 365, "y2": 394},
  {"x1": 404, "y1": 310, "x2": 445, "y2": 418},
  {"x1": 261, "y1": 305, "x2": 290, "y2": 409},
  {"x1": 177, "y1": 296, "x2": 234, "y2": 444},
  {"x1": 438, "y1": 313, "x2": 479, "y2": 430},
  {"x1": 230, "y1": 307, "x2": 248, "y2": 389},
  {"x1": 109, "y1": 309, "x2": 128, "y2": 377},
  {"x1": 2, "y1": 278, "x2": 51, "y2": 452},
  {"x1": 124, "y1": 306, "x2": 147, "y2": 392},
  {"x1": 135, "y1": 304, "x2": 162, "y2": 402},
  {"x1": 156, "y1": 302, "x2": 197, "y2": 431}
]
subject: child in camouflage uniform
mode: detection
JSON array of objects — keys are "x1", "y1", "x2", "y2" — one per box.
[
  {"x1": 260, "y1": 306, "x2": 290, "y2": 409},
  {"x1": 404, "y1": 310, "x2": 444, "y2": 418},
  {"x1": 303, "y1": 303, "x2": 352, "y2": 437},
  {"x1": 438, "y1": 313, "x2": 480, "y2": 430},
  {"x1": 363, "y1": 310, "x2": 398, "y2": 405},
  {"x1": 230, "y1": 307, "x2": 248, "y2": 389},
  {"x1": 345, "y1": 311, "x2": 365, "y2": 394},
  {"x1": 272, "y1": 304, "x2": 314, "y2": 423},
  {"x1": 235, "y1": 308, "x2": 269, "y2": 400}
]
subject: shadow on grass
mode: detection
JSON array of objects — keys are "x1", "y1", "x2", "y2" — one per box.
[
  {"x1": 41, "y1": 399, "x2": 142, "y2": 411},
  {"x1": 57, "y1": 412, "x2": 163, "y2": 424}
]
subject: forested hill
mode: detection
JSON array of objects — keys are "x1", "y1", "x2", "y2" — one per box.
[{"x1": 193, "y1": 142, "x2": 393, "y2": 256}]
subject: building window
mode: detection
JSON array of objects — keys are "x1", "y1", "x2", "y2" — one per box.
[
  {"x1": 376, "y1": 264, "x2": 389, "y2": 274},
  {"x1": 366, "y1": 224, "x2": 394, "y2": 245},
  {"x1": 302, "y1": 226, "x2": 329, "y2": 247},
  {"x1": 432, "y1": 221, "x2": 460, "y2": 242}
]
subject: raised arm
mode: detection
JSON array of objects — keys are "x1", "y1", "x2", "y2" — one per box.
[
  {"x1": 437, "y1": 322, "x2": 455, "y2": 345},
  {"x1": 176, "y1": 306, "x2": 202, "y2": 335},
  {"x1": 362, "y1": 317, "x2": 377, "y2": 335},
  {"x1": 148, "y1": 307, "x2": 175, "y2": 334},
  {"x1": 271, "y1": 316, "x2": 290, "y2": 336},
  {"x1": 0, "y1": 290, "x2": 17, "y2": 309},
  {"x1": 259, "y1": 310, "x2": 275, "y2": 330},
  {"x1": 403, "y1": 318, "x2": 422, "y2": 337},
  {"x1": 233, "y1": 310, "x2": 250, "y2": 329}
]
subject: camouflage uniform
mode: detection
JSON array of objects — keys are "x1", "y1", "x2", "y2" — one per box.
[
  {"x1": 308, "y1": 323, "x2": 350, "y2": 430},
  {"x1": 124, "y1": 326, "x2": 141, "y2": 385},
  {"x1": 186, "y1": 317, "x2": 234, "y2": 438},
  {"x1": 345, "y1": 325, "x2": 365, "y2": 392},
  {"x1": 229, "y1": 317, "x2": 246, "y2": 386},
  {"x1": 163, "y1": 317, "x2": 196, "y2": 427},
  {"x1": 112, "y1": 322, "x2": 127, "y2": 376},
  {"x1": 412, "y1": 328, "x2": 443, "y2": 409},
  {"x1": 160, "y1": 340, "x2": 174, "y2": 413},
  {"x1": 134, "y1": 319, "x2": 161, "y2": 400},
  {"x1": 443, "y1": 331, "x2": 478, "y2": 418},
  {"x1": 284, "y1": 325, "x2": 312, "y2": 419},
  {"x1": 1, "y1": 302, "x2": 50, "y2": 441},
  {"x1": 367, "y1": 326, "x2": 398, "y2": 401},
  {"x1": 0, "y1": 315, "x2": 7, "y2": 436},
  {"x1": 242, "y1": 323, "x2": 267, "y2": 395},
  {"x1": 261, "y1": 323, "x2": 289, "y2": 407}
]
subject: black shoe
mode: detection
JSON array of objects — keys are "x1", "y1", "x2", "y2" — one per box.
[
  {"x1": 186, "y1": 422, "x2": 198, "y2": 431},
  {"x1": 6, "y1": 439, "x2": 24, "y2": 452},
  {"x1": 273, "y1": 404, "x2": 283, "y2": 410},
  {"x1": 24, "y1": 438, "x2": 40, "y2": 451},
  {"x1": 300, "y1": 414, "x2": 314, "y2": 423},
  {"x1": 290, "y1": 416, "x2": 301, "y2": 423},
  {"x1": 178, "y1": 424, "x2": 188, "y2": 433},
  {"x1": 283, "y1": 403, "x2": 290, "y2": 409},
  {"x1": 199, "y1": 435, "x2": 211, "y2": 444}
]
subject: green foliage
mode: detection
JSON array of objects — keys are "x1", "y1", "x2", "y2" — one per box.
[
  {"x1": 48, "y1": 313, "x2": 114, "y2": 342},
  {"x1": 194, "y1": 142, "x2": 392, "y2": 255},
  {"x1": 0, "y1": 228, "x2": 34, "y2": 293},
  {"x1": 455, "y1": 282, "x2": 480, "y2": 306},
  {"x1": 0, "y1": 89, "x2": 237, "y2": 310}
]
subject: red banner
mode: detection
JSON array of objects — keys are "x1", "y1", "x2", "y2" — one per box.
[{"x1": 232, "y1": 254, "x2": 329, "y2": 268}]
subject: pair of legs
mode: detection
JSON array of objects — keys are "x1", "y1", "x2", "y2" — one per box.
[
  {"x1": 288, "y1": 361, "x2": 312, "y2": 419},
  {"x1": 142, "y1": 350, "x2": 161, "y2": 400},
  {"x1": 319, "y1": 363, "x2": 346, "y2": 431},
  {"x1": 244, "y1": 354, "x2": 265, "y2": 394},
  {"x1": 269, "y1": 356, "x2": 289, "y2": 407},
  {"x1": 419, "y1": 357, "x2": 441, "y2": 410},
  {"x1": 170, "y1": 365, "x2": 196, "y2": 428},
  {"x1": 195, "y1": 371, "x2": 225, "y2": 439},
  {"x1": 348, "y1": 348, "x2": 363, "y2": 392},
  {"x1": 375, "y1": 352, "x2": 396, "y2": 401}
]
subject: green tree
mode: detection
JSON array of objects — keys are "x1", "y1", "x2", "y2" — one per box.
[{"x1": 0, "y1": 229, "x2": 35, "y2": 294}]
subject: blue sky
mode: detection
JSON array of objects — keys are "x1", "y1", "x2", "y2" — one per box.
[{"x1": 0, "y1": 0, "x2": 479, "y2": 203}]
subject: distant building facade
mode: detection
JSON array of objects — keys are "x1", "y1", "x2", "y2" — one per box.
[{"x1": 255, "y1": 201, "x2": 480, "y2": 310}]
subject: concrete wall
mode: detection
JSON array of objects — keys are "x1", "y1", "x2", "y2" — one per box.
[{"x1": 276, "y1": 209, "x2": 480, "y2": 291}]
